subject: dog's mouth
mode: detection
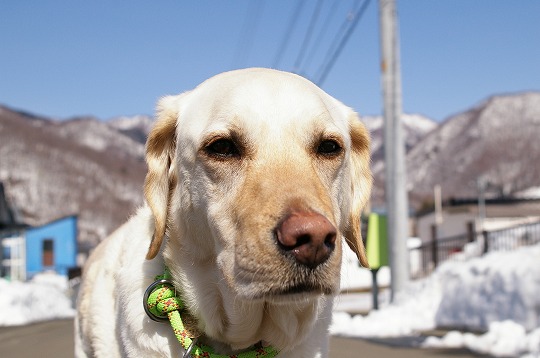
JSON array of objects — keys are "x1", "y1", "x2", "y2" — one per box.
[
  {"x1": 256, "y1": 282, "x2": 330, "y2": 298},
  {"x1": 248, "y1": 283, "x2": 336, "y2": 305},
  {"x1": 242, "y1": 288, "x2": 329, "y2": 304},
  {"x1": 233, "y1": 260, "x2": 340, "y2": 302},
  {"x1": 277, "y1": 282, "x2": 332, "y2": 295},
  {"x1": 267, "y1": 283, "x2": 335, "y2": 303}
]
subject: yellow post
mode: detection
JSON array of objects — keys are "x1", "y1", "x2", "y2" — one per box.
[
  {"x1": 366, "y1": 213, "x2": 389, "y2": 269},
  {"x1": 365, "y1": 213, "x2": 388, "y2": 309}
]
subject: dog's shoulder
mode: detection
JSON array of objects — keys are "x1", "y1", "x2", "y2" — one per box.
[{"x1": 77, "y1": 206, "x2": 173, "y2": 357}]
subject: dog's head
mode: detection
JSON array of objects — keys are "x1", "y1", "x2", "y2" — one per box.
[{"x1": 144, "y1": 68, "x2": 372, "y2": 300}]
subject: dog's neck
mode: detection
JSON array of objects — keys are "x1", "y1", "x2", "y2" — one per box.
[{"x1": 163, "y1": 242, "x2": 322, "y2": 354}]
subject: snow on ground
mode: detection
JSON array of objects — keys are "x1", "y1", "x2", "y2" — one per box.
[
  {"x1": 423, "y1": 321, "x2": 540, "y2": 358},
  {"x1": 0, "y1": 272, "x2": 75, "y2": 326},
  {"x1": 339, "y1": 244, "x2": 391, "y2": 291},
  {"x1": 0, "y1": 240, "x2": 539, "y2": 356},
  {"x1": 332, "y1": 242, "x2": 540, "y2": 357}
]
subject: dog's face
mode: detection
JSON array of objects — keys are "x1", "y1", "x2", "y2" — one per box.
[{"x1": 144, "y1": 68, "x2": 372, "y2": 302}]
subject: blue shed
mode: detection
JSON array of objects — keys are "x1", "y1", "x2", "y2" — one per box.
[{"x1": 25, "y1": 216, "x2": 78, "y2": 279}]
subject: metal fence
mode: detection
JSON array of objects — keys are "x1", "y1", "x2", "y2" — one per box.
[
  {"x1": 410, "y1": 220, "x2": 540, "y2": 278},
  {"x1": 484, "y1": 221, "x2": 540, "y2": 252}
]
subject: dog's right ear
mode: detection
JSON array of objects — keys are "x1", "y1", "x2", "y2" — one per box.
[{"x1": 144, "y1": 95, "x2": 181, "y2": 260}]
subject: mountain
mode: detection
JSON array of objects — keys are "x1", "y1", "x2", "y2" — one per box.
[
  {"x1": 0, "y1": 104, "x2": 434, "y2": 248},
  {"x1": 0, "y1": 106, "x2": 148, "y2": 250},
  {"x1": 363, "y1": 113, "x2": 437, "y2": 172},
  {"x1": 1, "y1": 91, "x2": 539, "y2": 249},
  {"x1": 406, "y1": 92, "x2": 540, "y2": 207},
  {"x1": 108, "y1": 115, "x2": 153, "y2": 144},
  {"x1": 365, "y1": 114, "x2": 438, "y2": 207}
]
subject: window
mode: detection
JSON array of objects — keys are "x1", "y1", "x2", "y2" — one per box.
[
  {"x1": 2, "y1": 245, "x2": 11, "y2": 260},
  {"x1": 42, "y1": 239, "x2": 54, "y2": 267}
]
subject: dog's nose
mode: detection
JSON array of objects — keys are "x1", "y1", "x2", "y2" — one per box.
[{"x1": 276, "y1": 211, "x2": 337, "y2": 268}]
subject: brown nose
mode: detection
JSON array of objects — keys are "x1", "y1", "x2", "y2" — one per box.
[{"x1": 276, "y1": 211, "x2": 337, "y2": 269}]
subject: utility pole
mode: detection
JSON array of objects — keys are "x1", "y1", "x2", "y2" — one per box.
[
  {"x1": 477, "y1": 178, "x2": 486, "y2": 231},
  {"x1": 379, "y1": 0, "x2": 409, "y2": 301}
]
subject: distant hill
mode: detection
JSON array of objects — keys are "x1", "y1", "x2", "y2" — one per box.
[
  {"x1": 0, "y1": 106, "x2": 149, "y2": 249},
  {"x1": 108, "y1": 115, "x2": 154, "y2": 144},
  {"x1": 363, "y1": 113, "x2": 437, "y2": 207},
  {"x1": 405, "y1": 92, "x2": 540, "y2": 207},
  {"x1": 1, "y1": 91, "x2": 539, "y2": 247}
]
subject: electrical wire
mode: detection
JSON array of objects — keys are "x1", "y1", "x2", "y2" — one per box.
[
  {"x1": 315, "y1": 0, "x2": 372, "y2": 86},
  {"x1": 292, "y1": 0, "x2": 324, "y2": 73},
  {"x1": 300, "y1": 0, "x2": 341, "y2": 75},
  {"x1": 231, "y1": 1, "x2": 266, "y2": 69},
  {"x1": 313, "y1": 0, "x2": 358, "y2": 81},
  {"x1": 272, "y1": 0, "x2": 306, "y2": 69}
]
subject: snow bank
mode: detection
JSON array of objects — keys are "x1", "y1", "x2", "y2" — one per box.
[
  {"x1": 332, "y1": 243, "x2": 540, "y2": 357},
  {"x1": 332, "y1": 271, "x2": 443, "y2": 337},
  {"x1": 0, "y1": 273, "x2": 75, "y2": 326},
  {"x1": 423, "y1": 321, "x2": 540, "y2": 358},
  {"x1": 435, "y1": 244, "x2": 540, "y2": 331}
]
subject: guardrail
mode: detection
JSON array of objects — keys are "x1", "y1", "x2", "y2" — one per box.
[{"x1": 410, "y1": 220, "x2": 540, "y2": 278}]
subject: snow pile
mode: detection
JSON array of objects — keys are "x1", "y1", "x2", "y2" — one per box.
[
  {"x1": 423, "y1": 321, "x2": 540, "y2": 358},
  {"x1": 0, "y1": 273, "x2": 75, "y2": 326},
  {"x1": 435, "y1": 244, "x2": 540, "y2": 330},
  {"x1": 332, "y1": 243, "x2": 540, "y2": 357},
  {"x1": 333, "y1": 270, "x2": 443, "y2": 336}
]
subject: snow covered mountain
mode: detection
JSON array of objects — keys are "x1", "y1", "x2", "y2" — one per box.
[
  {"x1": 405, "y1": 92, "x2": 540, "y2": 207},
  {"x1": 0, "y1": 106, "x2": 148, "y2": 249},
  {"x1": 1, "y1": 91, "x2": 539, "y2": 248},
  {"x1": 108, "y1": 115, "x2": 153, "y2": 144},
  {"x1": 365, "y1": 113, "x2": 438, "y2": 207}
]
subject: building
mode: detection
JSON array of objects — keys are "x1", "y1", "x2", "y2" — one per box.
[
  {"x1": 415, "y1": 197, "x2": 540, "y2": 243},
  {"x1": 0, "y1": 182, "x2": 78, "y2": 280},
  {"x1": 25, "y1": 215, "x2": 78, "y2": 279}
]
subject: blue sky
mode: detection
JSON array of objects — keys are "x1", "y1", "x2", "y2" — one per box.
[{"x1": 1, "y1": 1, "x2": 539, "y2": 122}]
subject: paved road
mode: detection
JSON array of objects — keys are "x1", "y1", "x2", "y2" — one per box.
[{"x1": 0, "y1": 319, "x2": 487, "y2": 358}]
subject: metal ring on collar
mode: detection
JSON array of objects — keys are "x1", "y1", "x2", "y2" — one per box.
[{"x1": 143, "y1": 279, "x2": 174, "y2": 322}]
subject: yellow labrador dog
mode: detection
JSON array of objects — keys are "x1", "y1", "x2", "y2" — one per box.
[{"x1": 75, "y1": 68, "x2": 372, "y2": 358}]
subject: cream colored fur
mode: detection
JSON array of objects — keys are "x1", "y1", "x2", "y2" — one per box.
[{"x1": 75, "y1": 68, "x2": 372, "y2": 358}]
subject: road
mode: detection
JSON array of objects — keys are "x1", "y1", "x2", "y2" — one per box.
[{"x1": 0, "y1": 319, "x2": 487, "y2": 358}]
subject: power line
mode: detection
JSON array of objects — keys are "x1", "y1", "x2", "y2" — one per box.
[
  {"x1": 315, "y1": 0, "x2": 372, "y2": 86},
  {"x1": 272, "y1": 0, "x2": 306, "y2": 69},
  {"x1": 315, "y1": 0, "x2": 356, "y2": 80},
  {"x1": 231, "y1": 1, "x2": 265, "y2": 69},
  {"x1": 300, "y1": 0, "x2": 341, "y2": 75},
  {"x1": 292, "y1": 0, "x2": 324, "y2": 73},
  {"x1": 315, "y1": 0, "x2": 371, "y2": 85}
]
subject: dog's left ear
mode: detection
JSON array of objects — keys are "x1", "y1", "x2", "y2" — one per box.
[
  {"x1": 344, "y1": 112, "x2": 373, "y2": 268},
  {"x1": 144, "y1": 95, "x2": 182, "y2": 260}
]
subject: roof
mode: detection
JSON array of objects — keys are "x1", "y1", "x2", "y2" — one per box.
[
  {"x1": 0, "y1": 182, "x2": 27, "y2": 230},
  {"x1": 416, "y1": 196, "x2": 540, "y2": 219}
]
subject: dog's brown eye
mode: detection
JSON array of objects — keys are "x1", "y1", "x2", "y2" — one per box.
[
  {"x1": 206, "y1": 138, "x2": 240, "y2": 158},
  {"x1": 317, "y1": 140, "x2": 342, "y2": 156}
]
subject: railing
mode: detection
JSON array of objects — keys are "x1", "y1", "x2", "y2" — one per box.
[
  {"x1": 483, "y1": 221, "x2": 540, "y2": 252},
  {"x1": 410, "y1": 220, "x2": 540, "y2": 278}
]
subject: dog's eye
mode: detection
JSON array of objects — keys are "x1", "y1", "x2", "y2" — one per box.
[
  {"x1": 206, "y1": 138, "x2": 240, "y2": 158},
  {"x1": 317, "y1": 139, "x2": 342, "y2": 156}
]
